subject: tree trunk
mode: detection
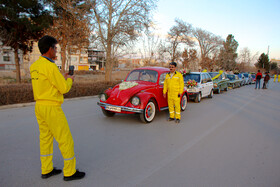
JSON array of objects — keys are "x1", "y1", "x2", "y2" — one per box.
[
  {"x1": 61, "y1": 46, "x2": 66, "y2": 74},
  {"x1": 105, "y1": 53, "x2": 112, "y2": 81},
  {"x1": 14, "y1": 48, "x2": 21, "y2": 83},
  {"x1": 105, "y1": 44, "x2": 112, "y2": 81}
]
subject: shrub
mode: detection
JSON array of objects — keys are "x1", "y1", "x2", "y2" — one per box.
[{"x1": 0, "y1": 81, "x2": 120, "y2": 106}]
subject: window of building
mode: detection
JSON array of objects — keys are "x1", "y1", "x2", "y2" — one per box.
[
  {"x1": 71, "y1": 57, "x2": 78, "y2": 62},
  {"x1": 3, "y1": 56, "x2": 10, "y2": 61}
]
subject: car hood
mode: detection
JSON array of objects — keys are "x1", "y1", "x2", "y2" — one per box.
[{"x1": 105, "y1": 81, "x2": 156, "y2": 106}]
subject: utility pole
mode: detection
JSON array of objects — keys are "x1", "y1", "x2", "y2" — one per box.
[
  {"x1": 267, "y1": 46, "x2": 270, "y2": 72},
  {"x1": 267, "y1": 46, "x2": 270, "y2": 56}
]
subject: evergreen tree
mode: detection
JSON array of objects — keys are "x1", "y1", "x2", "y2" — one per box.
[
  {"x1": 0, "y1": 0, "x2": 52, "y2": 83},
  {"x1": 256, "y1": 53, "x2": 270, "y2": 71},
  {"x1": 217, "y1": 34, "x2": 239, "y2": 70}
]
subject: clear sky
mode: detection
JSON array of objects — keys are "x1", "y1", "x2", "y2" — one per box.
[{"x1": 153, "y1": 0, "x2": 280, "y2": 60}]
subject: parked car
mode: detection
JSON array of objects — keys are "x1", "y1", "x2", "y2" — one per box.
[
  {"x1": 97, "y1": 67, "x2": 188, "y2": 123},
  {"x1": 183, "y1": 72, "x2": 214, "y2": 103},
  {"x1": 226, "y1": 74, "x2": 242, "y2": 88},
  {"x1": 209, "y1": 72, "x2": 229, "y2": 94},
  {"x1": 242, "y1": 73, "x2": 252, "y2": 84},
  {"x1": 236, "y1": 73, "x2": 246, "y2": 86}
]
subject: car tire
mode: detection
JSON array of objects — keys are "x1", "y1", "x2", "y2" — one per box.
[
  {"x1": 102, "y1": 108, "x2": 115, "y2": 117},
  {"x1": 224, "y1": 87, "x2": 228, "y2": 91},
  {"x1": 208, "y1": 89, "x2": 213, "y2": 98},
  {"x1": 140, "y1": 100, "x2": 156, "y2": 123},
  {"x1": 195, "y1": 93, "x2": 201, "y2": 103},
  {"x1": 181, "y1": 94, "x2": 187, "y2": 111}
]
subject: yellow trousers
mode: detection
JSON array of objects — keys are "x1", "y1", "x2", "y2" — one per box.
[
  {"x1": 35, "y1": 103, "x2": 76, "y2": 176},
  {"x1": 168, "y1": 97, "x2": 181, "y2": 119}
]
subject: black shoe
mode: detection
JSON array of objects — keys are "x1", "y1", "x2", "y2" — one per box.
[
  {"x1": 175, "y1": 119, "x2": 180, "y2": 123},
  {"x1": 168, "y1": 118, "x2": 174, "y2": 121},
  {"x1": 63, "y1": 170, "x2": 85, "y2": 181},
  {"x1": 41, "y1": 168, "x2": 62, "y2": 179}
]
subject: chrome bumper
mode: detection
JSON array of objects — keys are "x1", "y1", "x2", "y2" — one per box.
[{"x1": 97, "y1": 102, "x2": 143, "y2": 113}]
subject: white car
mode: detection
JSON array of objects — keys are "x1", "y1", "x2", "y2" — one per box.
[{"x1": 183, "y1": 72, "x2": 214, "y2": 103}]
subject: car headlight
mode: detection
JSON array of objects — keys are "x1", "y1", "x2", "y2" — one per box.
[
  {"x1": 131, "y1": 96, "x2": 140, "y2": 106},
  {"x1": 100, "y1": 93, "x2": 107, "y2": 102}
]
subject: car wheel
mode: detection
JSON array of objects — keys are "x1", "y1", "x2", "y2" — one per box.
[
  {"x1": 208, "y1": 89, "x2": 213, "y2": 98},
  {"x1": 102, "y1": 108, "x2": 115, "y2": 117},
  {"x1": 181, "y1": 94, "x2": 187, "y2": 111},
  {"x1": 195, "y1": 92, "x2": 201, "y2": 103},
  {"x1": 224, "y1": 87, "x2": 228, "y2": 91},
  {"x1": 140, "y1": 100, "x2": 156, "y2": 123},
  {"x1": 217, "y1": 87, "x2": 221, "y2": 94}
]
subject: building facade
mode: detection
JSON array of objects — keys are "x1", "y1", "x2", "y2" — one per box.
[
  {"x1": 0, "y1": 46, "x2": 23, "y2": 70},
  {"x1": 88, "y1": 48, "x2": 105, "y2": 70}
]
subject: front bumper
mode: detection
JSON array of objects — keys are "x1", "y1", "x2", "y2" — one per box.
[
  {"x1": 97, "y1": 102, "x2": 143, "y2": 113},
  {"x1": 187, "y1": 92, "x2": 199, "y2": 100}
]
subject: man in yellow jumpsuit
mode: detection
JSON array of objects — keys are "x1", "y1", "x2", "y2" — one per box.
[
  {"x1": 30, "y1": 36, "x2": 85, "y2": 181},
  {"x1": 163, "y1": 62, "x2": 184, "y2": 123}
]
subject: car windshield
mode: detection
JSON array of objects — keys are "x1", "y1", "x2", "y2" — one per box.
[
  {"x1": 183, "y1": 74, "x2": 200, "y2": 83},
  {"x1": 208, "y1": 72, "x2": 220, "y2": 78},
  {"x1": 126, "y1": 69, "x2": 158, "y2": 83},
  {"x1": 227, "y1": 74, "x2": 235, "y2": 80},
  {"x1": 243, "y1": 73, "x2": 249, "y2": 77}
]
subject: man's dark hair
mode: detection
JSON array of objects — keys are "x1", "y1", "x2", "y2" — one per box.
[
  {"x1": 169, "y1": 62, "x2": 177, "y2": 67},
  {"x1": 258, "y1": 70, "x2": 260, "y2": 72},
  {"x1": 38, "y1": 35, "x2": 58, "y2": 55}
]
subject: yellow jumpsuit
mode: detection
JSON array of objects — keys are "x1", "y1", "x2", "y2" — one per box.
[
  {"x1": 274, "y1": 74, "x2": 277, "y2": 82},
  {"x1": 163, "y1": 71, "x2": 184, "y2": 119},
  {"x1": 278, "y1": 75, "x2": 280, "y2": 82},
  {"x1": 30, "y1": 56, "x2": 76, "y2": 176}
]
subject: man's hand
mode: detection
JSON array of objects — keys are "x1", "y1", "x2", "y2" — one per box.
[{"x1": 65, "y1": 74, "x2": 75, "y2": 82}]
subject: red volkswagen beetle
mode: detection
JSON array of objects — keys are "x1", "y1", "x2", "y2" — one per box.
[{"x1": 97, "y1": 67, "x2": 188, "y2": 123}]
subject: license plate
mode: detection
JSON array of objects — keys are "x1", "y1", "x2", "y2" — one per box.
[{"x1": 106, "y1": 106, "x2": 121, "y2": 112}]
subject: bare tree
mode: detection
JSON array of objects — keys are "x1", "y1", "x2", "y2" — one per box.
[
  {"x1": 181, "y1": 48, "x2": 198, "y2": 70},
  {"x1": 192, "y1": 28, "x2": 223, "y2": 67},
  {"x1": 90, "y1": 0, "x2": 156, "y2": 81},
  {"x1": 45, "y1": 0, "x2": 92, "y2": 73},
  {"x1": 138, "y1": 24, "x2": 161, "y2": 66},
  {"x1": 238, "y1": 47, "x2": 258, "y2": 72},
  {"x1": 164, "y1": 18, "x2": 194, "y2": 62}
]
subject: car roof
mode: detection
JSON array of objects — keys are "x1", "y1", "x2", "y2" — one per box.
[
  {"x1": 133, "y1": 66, "x2": 170, "y2": 73},
  {"x1": 186, "y1": 72, "x2": 208, "y2": 74}
]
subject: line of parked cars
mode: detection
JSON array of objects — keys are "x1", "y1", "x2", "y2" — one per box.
[{"x1": 97, "y1": 67, "x2": 255, "y2": 123}]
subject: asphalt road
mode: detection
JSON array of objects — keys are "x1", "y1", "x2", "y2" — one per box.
[{"x1": 1, "y1": 81, "x2": 280, "y2": 187}]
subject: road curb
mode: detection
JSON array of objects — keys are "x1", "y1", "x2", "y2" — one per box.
[{"x1": 0, "y1": 95, "x2": 99, "y2": 110}]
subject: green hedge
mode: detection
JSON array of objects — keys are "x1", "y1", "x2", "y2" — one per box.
[{"x1": 0, "y1": 81, "x2": 120, "y2": 106}]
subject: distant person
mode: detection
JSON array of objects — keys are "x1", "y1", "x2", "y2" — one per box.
[
  {"x1": 30, "y1": 35, "x2": 85, "y2": 181},
  {"x1": 262, "y1": 72, "x2": 270, "y2": 89},
  {"x1": 278, "y1": 74, "x2": 280, "y2": 83},
  {"x1": 255, "y1": 70, "x2": 262, "y2": 89},
  {"x1": 163, "y1": 62, "x2": 184, "y2": 124},
  {"x1": 273, "y1": 74, "x2": 277, "y2": 82}
]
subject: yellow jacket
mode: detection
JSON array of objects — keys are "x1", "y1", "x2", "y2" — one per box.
[
  {"x1": 30, "y1": 56, "x2": 73, "y2": 104},
  {"x1": 163, "y1": 71, "x2": 184, "y2": 98}
]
